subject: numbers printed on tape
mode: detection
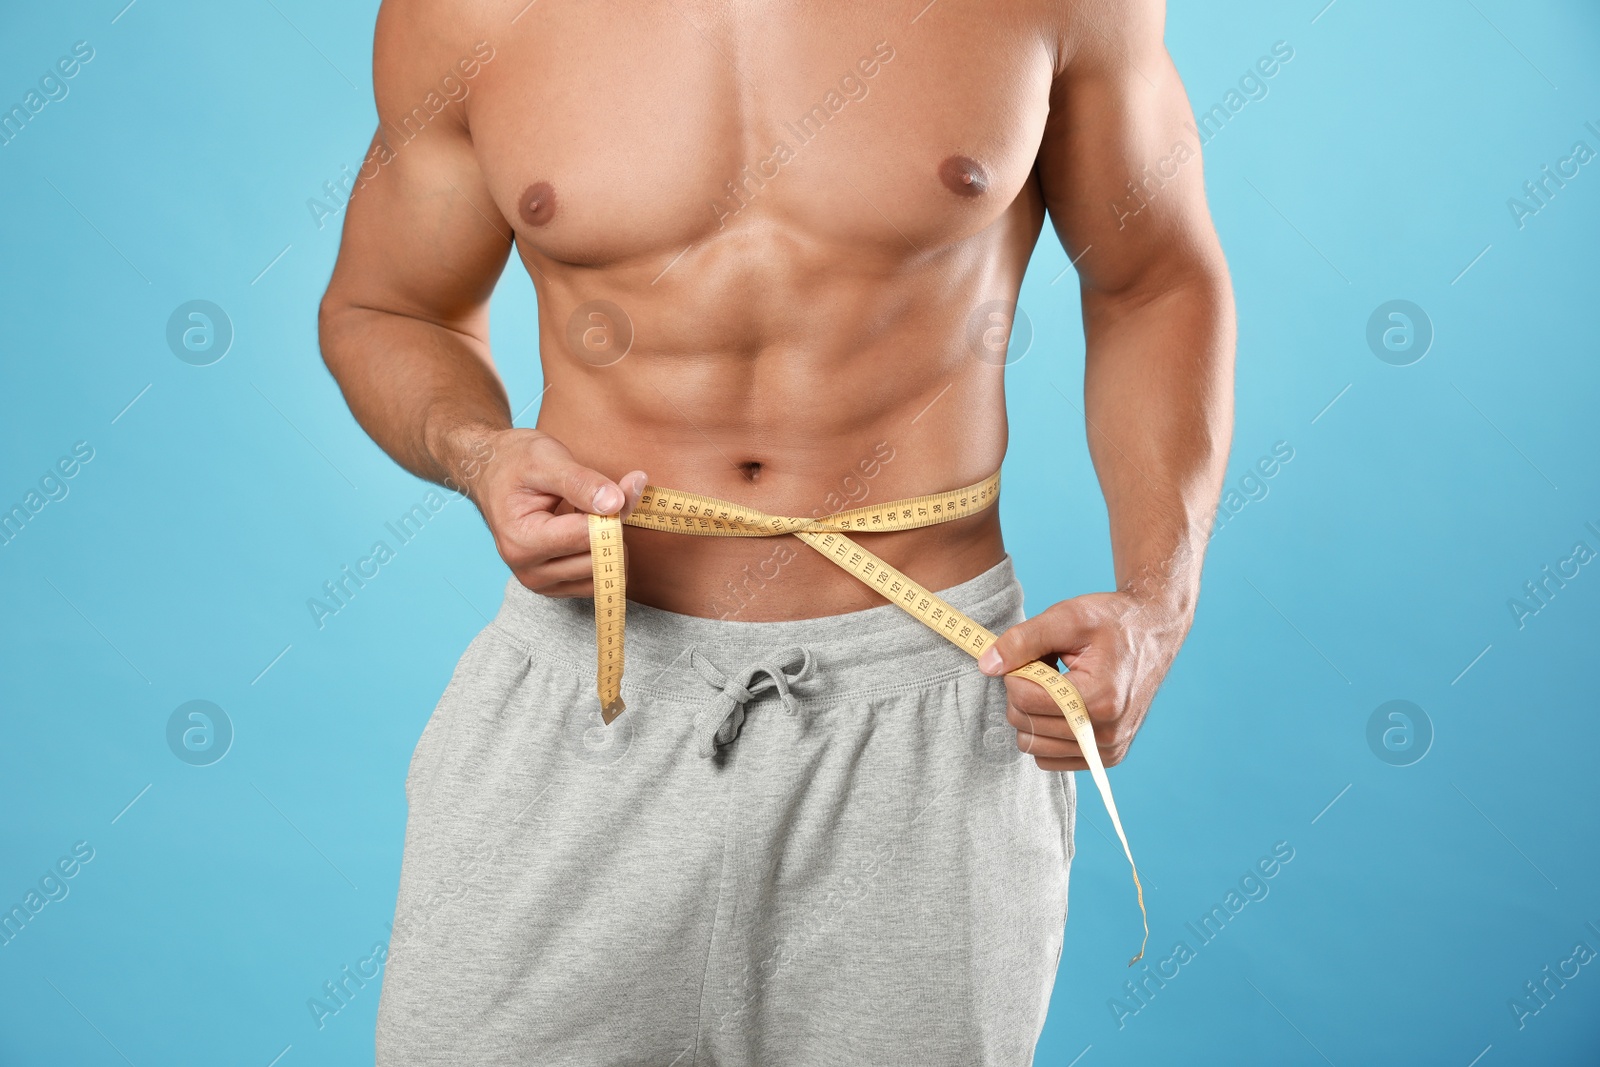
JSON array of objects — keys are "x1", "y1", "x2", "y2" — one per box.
[
  {"x1": 586, "y1": 470, "x2": 1148, "y2": 963},
  {"x1": 588, "y1": 514, "x2": 627, "y2": 723}
]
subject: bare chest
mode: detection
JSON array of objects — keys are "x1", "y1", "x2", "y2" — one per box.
[{"x1": 465, "y1": 2, "x2": 1058, "y2": 267}]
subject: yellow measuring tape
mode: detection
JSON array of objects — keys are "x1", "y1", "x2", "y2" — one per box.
[{"x1": 587, "y1": 471, "x2": 1148, "y2": 964}]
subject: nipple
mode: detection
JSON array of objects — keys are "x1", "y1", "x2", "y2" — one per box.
[
  {"x1": 939, "y1": 155, "x2": 990, "y2": 198},
  {"x1": 518, "y1": 181, "x2": 557, "y2": 226}
]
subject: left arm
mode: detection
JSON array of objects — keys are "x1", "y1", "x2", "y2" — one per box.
[{"x1": 977, "y1": 0, "x2": 1235, "y2": 769}]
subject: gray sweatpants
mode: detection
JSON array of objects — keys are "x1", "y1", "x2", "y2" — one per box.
[{"x1": 375, "y1": 556, "x2": 1074, "y2": 1066}]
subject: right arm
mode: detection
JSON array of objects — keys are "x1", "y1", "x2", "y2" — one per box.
[{"x1": 318, "y1": 0, "x2": 644, "y2": 596}]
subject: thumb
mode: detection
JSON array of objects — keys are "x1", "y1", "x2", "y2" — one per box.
[
  {"x1": 523, "y1": 437, "x2": 627, "y2": 515},
  {"x1": 977, "y1": 600, "x2": 1090, "y2": 677}
]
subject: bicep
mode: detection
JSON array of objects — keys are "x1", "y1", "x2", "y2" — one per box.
[
  {"x1": 323, "y1": 1, "x2": 512, "y2": 337},
  {"x1": 1037, "y1": 12, "x2": 1222, "y2": 301}
]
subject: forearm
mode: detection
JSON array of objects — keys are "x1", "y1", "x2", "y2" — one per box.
[
  {"x1": 317, "y1": 301, "x2": 512, "y2": 496},
  {"x1": 1081, "y1": 267, "x2": 1235, "y2": 622}
]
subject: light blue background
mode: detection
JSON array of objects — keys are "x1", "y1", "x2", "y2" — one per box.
[{"x1": 2, "y1": 1, "x2": 1597, "y2": 1064}]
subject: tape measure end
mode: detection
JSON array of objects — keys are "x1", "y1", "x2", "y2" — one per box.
[
  {"x1": 1127, "y1": 911, "x2": 1150, "y2": 968},
  {"x1": 601, "y1": 698, "x2": 627, "y2": 725}
]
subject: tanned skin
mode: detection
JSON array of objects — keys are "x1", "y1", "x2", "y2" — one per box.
[{"x1": 318, "y1": 0, "x2": 1235, "y2": 771}]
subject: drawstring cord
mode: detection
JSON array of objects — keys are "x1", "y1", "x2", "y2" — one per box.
[{"x1": 688, "y1": 646, "x2": 815, "y2": 757}]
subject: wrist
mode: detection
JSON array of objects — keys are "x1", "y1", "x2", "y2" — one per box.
[
  {"x1": 424, "y1": 414, "x2": 511, "y2": 501},
  {"x1": 1118, "y1": 580, "x2": 1196, "y2": 628},
  {"x1": 1116, "y1": 549, "x2": 1202, "y2": 628}
]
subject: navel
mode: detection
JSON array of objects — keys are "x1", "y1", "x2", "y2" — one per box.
[
  {"x1": 939, "y1": 154, "x2": 990, "y2": 198},
  {"x1": 518, "y1": 181, "x2": 557, "y2": 226}
]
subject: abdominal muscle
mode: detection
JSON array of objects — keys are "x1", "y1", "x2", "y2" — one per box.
[
  {"x1": 533, "y1": 296, "x2": 1012, "y2": 622},
  {"x1": 521, "y1": 176, "x2": 1042, "y2": 621}
]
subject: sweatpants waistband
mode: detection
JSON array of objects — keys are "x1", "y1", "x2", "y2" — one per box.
[{"x1": 487, "y1": 555, "x2": 1025, "y2": 706}]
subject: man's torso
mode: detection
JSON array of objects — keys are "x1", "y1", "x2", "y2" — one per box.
[{"x1": 420, "y1": 1, "x2": 1071, "y2": 618}]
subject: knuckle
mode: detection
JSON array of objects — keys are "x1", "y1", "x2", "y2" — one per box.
[
  {"x1": 502, "y1": 535, "x2": 545, "y2": 567},
  {"x1": 497, "y1": 537, "x2": 534, "y2": 567},
  {"x1": 562, "y1": 467, "x2": 598, "y2": 503},
  {"x1": 1003, "y1": 619, "x2": 1041, "y2": 653},
  {"x1": 1024, "y1": 693, "x2": 1057, "y2": 718},
  {"x1": 1045, "y1": 599, "x2": 1079, "y2": 624},
  {"x1": 1072, "y1": 679, "x2": 1104, "y2": 715}
]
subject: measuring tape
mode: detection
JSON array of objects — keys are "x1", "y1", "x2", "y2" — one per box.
[{"x1": 587, "y1": 472, "x2": 1148, "y2": 964}]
